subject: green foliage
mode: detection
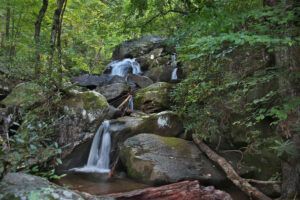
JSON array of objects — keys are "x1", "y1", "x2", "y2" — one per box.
[{"x1": 171, "y1": 1, "x2": 300, "y2": 157}]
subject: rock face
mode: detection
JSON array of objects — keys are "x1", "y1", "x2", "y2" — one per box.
[
  {"x1": 72, "y1": 74, "x2": 126, "y2": 88},
  {"x1": 1, "y1": 82, "x2": 45, "y2": 109},
  {"x1": 120, "y1": 134, "x2": 226, "y2": 185},
  {"x1": 127, "y1": 74, "x2": 153, "y2": 88},
  {"x1": 112, "y1": 36, "x2": 167, "y2": 60},
  {"x1": 134, "y1": 82, "x2": 172, "y2": 113},
  {"x1": 96, "y1": 83, "x2": 130, "y2": 101},
  {"x1": 0, "y1": 173, "x2": 85, "y2": 200}
]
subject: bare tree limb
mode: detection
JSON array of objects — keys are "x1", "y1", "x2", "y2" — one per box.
[{"x1": 192, "y1": 134, "x2": 272, "y2": 200}]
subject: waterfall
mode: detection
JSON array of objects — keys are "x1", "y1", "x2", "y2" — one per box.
[
  {"x1": 171, "y1": 68, "x2": 178, "y2": 80},
  {"x1": 109, "y1": 58, "x2": 142, "y2": 77},
  {"x1": 128, "y1": 95, "x2": 134, "y2": 111},
  {"x1": 171, "y1": 53, "x2": 178, "y2": 81},
  {"x1": 70, "y1": 120, "x2": 111, "y2": 173}
]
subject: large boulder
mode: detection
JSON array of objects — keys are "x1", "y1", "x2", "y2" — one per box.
[
  {"x1": 1, "y1": 82, "x2": 45, "y2": 109},
  {"x1": 120, "y1": 134, "x2": 226, "y2": 185},
  {"x1": 0, "y1": 173, "x2": 86, "y2": 200},
  {"x1": 126, "y1": 74, "x2": 153, "y2": 88},
  {"x1": 134, "y1": 82, "x2": 173, "y2": 113},
  {"x1": 96, "y1": 83, "x2": 130, "y2": 101},
  {"x1": 72, "y1": 74, "x2": 126, "y2": 88},
  {"x1": 112, "y1": 36, "x2": 167, "y2": 60}
]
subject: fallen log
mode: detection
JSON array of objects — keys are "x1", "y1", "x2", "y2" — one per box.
[
  {"x1": 192, "y1": 134, "x2": 272, "y2": 200},
  {"x1": 106, "y1": 180, "x2": 232, "y2": 200}
]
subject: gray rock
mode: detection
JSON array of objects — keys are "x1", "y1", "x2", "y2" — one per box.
[
  {"x1": 127, "y1": 74, "x2": 153, "y2": 88},
  {"x1": 96, "y1": 83, "x2": 130, "y2": 101},
  {"x1": 120, "y1": 134, "x2": 226, "y2": 185},
  {"x1": 72, "y1": 74, "x2": 126, "y2": 87},
  {"x1": 0, "y1": 173, "x2": 85, "y2": 200},
  {"x1": 134, "y1": 82, "x2": 173, "y2": 113},
  {"x1": 112, "y1": 36, "x2": 167, "y2": 60}
]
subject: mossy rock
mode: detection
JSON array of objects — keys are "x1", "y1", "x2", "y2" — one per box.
[
  {"x1": 1, "y1": 82, "x2": 45, "y2": 109},
  {"x1": 0, "y1": 173, "x2": 85, "y2": 200},
  {"x1": 134, "y1": 82, "x2": 172, "y2": 113},
  {"x1": 120, "y1": 134, "x2": 226, "y2": 185},
  {"x1": 63, "y1": 90, "x2": 108, "y2": 112}
]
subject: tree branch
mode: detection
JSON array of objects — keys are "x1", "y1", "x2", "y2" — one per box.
[{"x1": 192, "y1": 134, "x2": 272, "y2": 200}]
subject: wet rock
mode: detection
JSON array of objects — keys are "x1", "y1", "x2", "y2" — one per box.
[
  {"x1": 1, "y1": 82, "x2": 45, "y2": 109},
  {"x1": 127, "y1": 74, "x2": 153, "y2": 88},
  {"x1": 96, "y1": 83, "x2": 130, "y2": 101},
  {"x1": 112, "y1": 36, "x2": 167, "y2": 60},
  {"x1": 134, "y1": 82, "x2": 173, "y2": 113},
  {"x1": 120, "y1": 134, "x2": 226, "y2": 185},
  {"x1": 0, "y1": 173, "x2": 85, "y2": 200},
  {"x1": 72, "y1": 74, "x2": 126, "y2": 88}
]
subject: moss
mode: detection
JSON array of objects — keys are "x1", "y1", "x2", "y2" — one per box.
[
  {"x1": 64, "y1": 91, "x2": 108, "y2": 111},
  {"x1": 1, "y1": 82, "x2": 44, "y2": 109},
  {"x1": 134, "y1": 82, "x2": 172, "y2": 108},
  {"x1": 161, "y1": 136, "x2": 191, "y2": 155}
]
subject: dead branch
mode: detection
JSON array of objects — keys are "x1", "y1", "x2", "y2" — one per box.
[{"x1": 192, "y1": 134, "x2": 272, "y2": 200}]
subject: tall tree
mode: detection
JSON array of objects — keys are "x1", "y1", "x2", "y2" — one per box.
[
  {"x1": 34, "y1": 0, "x2": 48, "y2": 77},
  {"x1": 49, "y1": 0, "x2": 67, "y2": 84}
]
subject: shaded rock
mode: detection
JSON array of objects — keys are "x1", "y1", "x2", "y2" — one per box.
[
  {"x1": 134, "y1": 82, "x2": 172, "y2": 113},
  {"x1": 120, "y1": 134, "x2": 226, "y2": 185},
  {"x1": 108, "y1": 180, "x2": 232, "y2": 200},
  {"x1": 127, "y1": 74, "x2": 153, "y2": 88},
  {"x1": 72, "y1": 74, "x2": 126, "y2": 88},
  {"x1": 0, "y1": 173, "x2": 85, "y2": 200},
  {"x1": 1, "y1": 82, "x2": 45, "y2": 109},
  {"x1": 96, "y1": 83, "x2": 130, "y2": 101},
  {"x1": 136, "y1": 48, "x2": 165, "y2": 71},
  {"x1": 112, "y1": 36, "x2": 167, "y2": 60},
  {"x1": 144, "y1": 64, "x2": 174, "y2": 82}
]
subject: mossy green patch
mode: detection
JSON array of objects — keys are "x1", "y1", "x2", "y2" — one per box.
[
  {"x1": 134, "y1": 82, "x2": 172, "y2": 109},
  {"x1": 1, "y1": 82, "x2": 45, "y2": 109},
  {"x1": 64, "y1": 91, "x2": 108, "y2": 111},
  {"x1": 161, "y1": 136, "x2": 191, "y2": 155}
]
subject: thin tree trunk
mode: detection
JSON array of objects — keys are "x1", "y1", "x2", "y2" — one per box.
[
  {"x1": 49, "y1": 0, "x2": 66, "y2": 71},
  {"x1": 57, "y1": 0, "x2": 67, "y2": 85},
  {"x1": 34, "y1": 0, "x2": 48, "y2": 77},
  {"x1": 192, "y1": 134, "x2": 272, "y2": 200},
  {"x1": 5, "y1": 5, "x2": 10, "y2": 40}
]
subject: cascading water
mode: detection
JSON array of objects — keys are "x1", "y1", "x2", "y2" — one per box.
[
  {"x1": 171, "y1": 68, "x2": 178, "y2": 80},
  {"x1": 128, "y1": 95, "x2": 134, "y2": 111},
  {"x1": 171, "y1": 53, "x2": 178, "y2": 81},
  {"x1": 109, "y1": 58, "x2": 142, "y2": 77},
  {"x1": 70, "y1": 120, "x2": 111, "y2": 173}
]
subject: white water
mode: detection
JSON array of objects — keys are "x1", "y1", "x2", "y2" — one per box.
[
  {"x1": 171, "y1": 53, "x2": 178, "y2": 81},
  {"x1": 109, "y1": 58, "x2": 142, "y2": 77},
  {"x1": 70, "y1": 120, "x2": 111, "y2": 173},
  {"x1": 171, "y1": 68, "x2": 178, "y2": 80},
  {"x1": 128, "y1": 95, "x2": 134, "y2": 111}
]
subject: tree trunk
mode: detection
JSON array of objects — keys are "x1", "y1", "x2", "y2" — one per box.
[
  {"x1": 5, "y1": 5, "x2": 10, "y2": 40},
  {"x1": 49, "y1": 0, "x2": 67, "y2": 79},
  {"x1": 34, "y1": 0, "x2": 48, "y2": 77},
  {"x1": 105, "y1": 180, "x2": 232, "y2": 200},
  {"x1": 193, "y1": 134, "x2": 272, "y2": 200}
]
